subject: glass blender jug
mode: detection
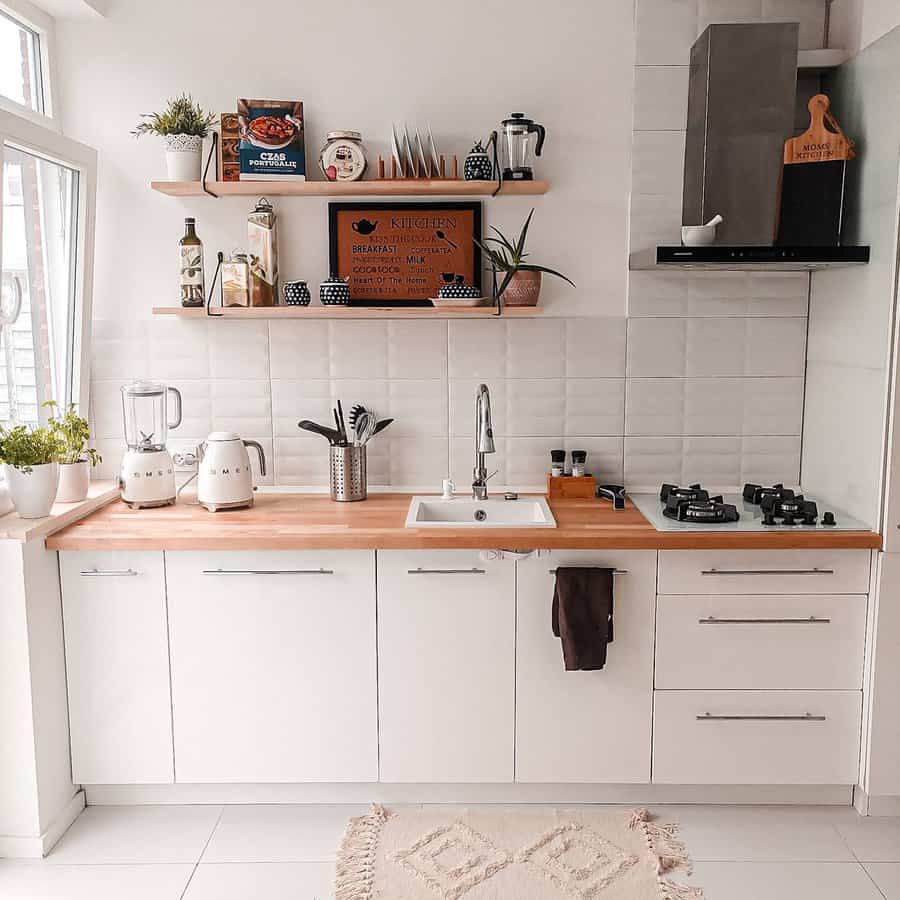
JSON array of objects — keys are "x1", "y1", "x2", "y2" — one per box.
[
  {"x1": 119, "y1": 381, "x2": 183, "y2": 508},
  {"x1": 499, "y1": 112, "x2": 546, "y2": 181}
]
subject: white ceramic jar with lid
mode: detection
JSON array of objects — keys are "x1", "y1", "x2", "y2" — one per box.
[{"x1": 319, "y1": 131, "x2": 367, "y2": 181}]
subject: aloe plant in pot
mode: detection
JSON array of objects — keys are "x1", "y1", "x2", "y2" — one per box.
[
  {"x1": 46, "y1": 401, "x2": 101, "y2": 503},
  {"x1": 0, "y1": 423, "x2": 63, "y2": 518},
  {"x1": 474, "y1": 208, "x2": 575, "y2": 309},
  {"x1": 133, "y1": 94, "x2": 216, "y2": 181}
]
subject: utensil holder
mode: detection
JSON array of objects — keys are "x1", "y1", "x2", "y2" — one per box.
[{"x1": 330, "y1": 445, "x2": 366, "y2": 502}]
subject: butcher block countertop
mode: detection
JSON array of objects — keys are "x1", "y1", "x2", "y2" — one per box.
[{"x1": 45, "y1": 492, "x2": 882, "y2": 551}]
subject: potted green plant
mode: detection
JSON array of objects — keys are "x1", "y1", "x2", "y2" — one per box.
[
  {"x1": 474, "y1": 208, "x2": 575, "y2": 308},
  {"x1": 0, "y1": 423, "x2": 63, "y2": 518},
  {"x1": 46, "y1": 402, "x2": 101, "y2": 503},
  {"x1": 133, "y1": 94, "x2": 217, "y2": 181}
]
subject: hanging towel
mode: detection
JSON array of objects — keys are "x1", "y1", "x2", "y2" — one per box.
[{"x1": 552, "y1": 567, "x2": 614, "y2": 671}]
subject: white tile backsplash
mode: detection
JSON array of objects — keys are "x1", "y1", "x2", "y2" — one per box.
[
  {"x1": 564, "y1": 318, "x2": 627, "y2": 377},
  {"x1": 386, "y1": 321, "x2": 447, "y2": 379},
  {"x1": 633, "y1": 66, "x2": 691, "y2": 131},
  {"x1": 507, "y1": 319, "x2": 566, "y2": 378},
  {"x1": 631, "y1": 131, "x2": 687, "y2": 195},
  {"x1": 208, "y1": 321, "x2": 269, "y2": 380}
]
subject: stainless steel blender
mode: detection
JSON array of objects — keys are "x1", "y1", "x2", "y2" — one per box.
[
  {"x1": 119, "y1": 380, "x2": 182, "y2": 508},
  {"x1": 499, "y1": 112, "x2": 546, "y2": 181}
]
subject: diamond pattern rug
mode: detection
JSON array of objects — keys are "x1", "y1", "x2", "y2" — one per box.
[{"x1": 335, "y1": 805, "x2": 702, "y2": 899}]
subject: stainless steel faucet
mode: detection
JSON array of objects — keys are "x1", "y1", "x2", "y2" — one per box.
[{"x1": 472, "y1": 383, "x2": 496, "y2": 500}]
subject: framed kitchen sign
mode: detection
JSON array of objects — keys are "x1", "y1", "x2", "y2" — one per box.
[{"x1": 328, "y1": 201, "x2": 482, "y2": 306}]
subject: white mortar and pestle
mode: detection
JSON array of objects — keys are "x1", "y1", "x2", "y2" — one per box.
[{"x1": 681, "y1": 214, "x2": 723, "y2": 246}]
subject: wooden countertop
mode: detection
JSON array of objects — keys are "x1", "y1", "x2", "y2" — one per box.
[
  {"x1": 1, "y1": 481, "x2": 119, "y2": 543},
  {"x1": 45, "y1": 492, "x2": 882, "y2": 551}
]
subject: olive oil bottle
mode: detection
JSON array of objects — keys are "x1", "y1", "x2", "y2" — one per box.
[{"x1": 179, "y1": 217, "x2": 205, "y2": 307}]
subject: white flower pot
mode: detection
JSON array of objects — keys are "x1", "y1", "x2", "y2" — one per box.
[
  {"x1": 56, "y1": 460, "x2": 91, "y2": 503},
  {"x1": 165, "y1": 133, "x2": 204, "y2": 181},
  {"x1": 3, "y1": 462, "x2": 60, "y2": 519}
]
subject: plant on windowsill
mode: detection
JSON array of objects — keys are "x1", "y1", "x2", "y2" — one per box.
[
  {"x1": 0, "y1": 422, "x2": 63, "y2": 519},
  {"x1": 473, "y1": 208, "x2": 575, "y2": 310},
  {"x1": 45, "y1": 401, "x2": 101, "y2": 503},
  {"x1": 133, "y1": 94, "x2": 217, "y2": 182}
]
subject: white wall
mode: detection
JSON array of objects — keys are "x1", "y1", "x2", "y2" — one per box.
[
  {"x1": 828, "y1": 0, "x2": 900, "y2": 54},
  {"x1": 54, "y1": 0, "x2": 634, "y2": 320}
]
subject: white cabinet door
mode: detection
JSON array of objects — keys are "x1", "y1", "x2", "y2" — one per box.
[
  {"x1": 60, "y1": 551, "x2": 173, "y2": 784},
  {"x1": 653, "y1": 690, "x2": 862, "y2": 785},
  {"x1": 377, "y1": 550, "x2": 515, "y2": 783},
  {"x1": 515, "y1": 551, "x2": 655, "y2": 783},
  {"x1": 166, "y1": 550, "x2": 377, "y2": 783}
]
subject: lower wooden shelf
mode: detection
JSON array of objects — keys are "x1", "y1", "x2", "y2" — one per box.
[{"x1": 151, "y1": 305, "x2": 543, "y2": 319}]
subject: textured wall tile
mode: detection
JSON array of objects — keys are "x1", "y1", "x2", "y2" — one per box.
[
  {"x1": 742, "y1": 435, "x2": 802, "y2": 484},
  {"x1": 686, "y1": 377, "x2": 746, "y2": 437},
  {"x1": 634, "y1": 66, "x2": 691, "y2": 130},
  {"x1": 697, "y1": 0, "x2": 764, "y2": 33},
  {"x1": 628, "y1": 273, "x2": 690, "y2": 317},
  {"x1": 328, "y1": 321, "x2": 388, "y2": 379},
  {"x1": 627, "y1": 318, "x2": 687, "y2": 376},
  {"x1": 682, "y1": 435, "x2": 743, "y2": 484},
  {"x1": 685, "y1": 318, "x2": 748, "y2": 376},
  {"x1": 624, "y1": 436, "x2": 685, "y2": 487},
  {"x1": 386, "y1": 436, "x2": 449, "y2": 488},
  {"x1": 506, "y1": 379, "x2": 565, "y2": 436},
  {"x1": 564, "y1": 437, "x2": 625, "y2": 484},
  {"x1": 636, "y1": 0, "x2": 699, "y2": 64},
  {"x1": 91, "y1": 320, "x2": 149, "y2": 380},
  {"x1": 148, "y1": 318, "x2": 210, "y2": 380},
  {"x1": 761, "y1": 0, "x2": 826, "y2": 49},
  {"x1": 268, "y1": 321, "x2": 330, "y2": 379},
  {"x1": 273, "y1": 435, "x2": 330, "y2": 485},
  {"x1": 565, "y1": 379, "x2": 626, "y2": 436},
  {"x1": 746, "y1": 317, "x2": 808, "y2": 376},
  {"x1": 271, "y1": 379, "x2": 333, "y2": 438},
  {"x1": 507, "y1": 319, "x2": 566, "y2": 378},
  {"x1": 385, "y1": 380, "x2": 447, "y2": 437},
  {"x1": 743, "y1": 377, "x2": 804, "y2": 434},
  {"x1": 448, "y1": 320, "x2": 507, "y2": 379},
  {"x1": 626, "y1": 378, "x2": 686, "y2": 436},
  {"x1": 387, "y1": 321, "x2": 448, "y2": 379},
  {"x1": 209, "y1": 379, "x2": 271, "y2": 436},
  {"x1": 631, "y1": 131, "x2": 687, "y2": 195},
  {"x1": 630, "y1": 192, "x2": 683, "y2": 252},
  {"x1": 209, "y1": 321, "x2": 269, "y2": 380},
  {"x1": 565, "y1": 318, "x2": 627, "y2": 377}
]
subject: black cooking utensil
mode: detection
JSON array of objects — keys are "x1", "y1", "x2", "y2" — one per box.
[
  {"x1": 370, "y1": 418, "x2": 394, "y2": 437},
  {"x1": 336, "y1": 399, "x2": 348, "y2": 443},
  {"x1": 298, "y1": 420, "x2": 342, "y2": 444}
]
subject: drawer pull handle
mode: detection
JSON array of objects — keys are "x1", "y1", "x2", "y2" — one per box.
[
  {"x1": 407, "y1": 568, "x2": 486, "y2": 575},
  {"x1": 548, "y1": 569, "x2": 629, "y2": 575},
  {"x1": 698, "y1": 616, "x2": 831, "y2": 625},
  {"x1": 696, "y1": 712, "x2": 826, "y2": 722},
  {"x1": 79, "y1": 568, "x2": 139, "y2": 577},
  {"x1": 201, "y1": 569, "x2": 334, "y2": 576},
  {"x1": 700, "y1": 567, "x2": 834, "y2": 576}
]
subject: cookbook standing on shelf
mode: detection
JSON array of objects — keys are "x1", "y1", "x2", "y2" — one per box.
[{"x1": 237, "y1": 99, "x2": 306, "y2": 181}]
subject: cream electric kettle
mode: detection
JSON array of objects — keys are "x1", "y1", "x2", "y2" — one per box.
[{"x1": 197, "y1": 432, "x2": 267, "y2": 512}]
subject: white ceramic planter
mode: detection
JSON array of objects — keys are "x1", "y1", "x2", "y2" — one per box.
[
  {"x1": 3, "y1": 462, "x2": 60, "y2": 519},
  {"x1": 165, "y1": 134, "x2": 203, "y2": 181},
  {"x1": 56, "y1": 460, "x2": 91, "y2": 503}
]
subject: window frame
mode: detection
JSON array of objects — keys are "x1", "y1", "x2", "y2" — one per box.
[
  {"x1": 0, "y1": 0, "x2": 57, "y2": 125},
  {"x1": 0, "y1": 106, "x2": 97, "y2": 421}
]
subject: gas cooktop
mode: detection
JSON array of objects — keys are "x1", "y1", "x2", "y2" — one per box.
[{"x1": 630, "y1": 483, "x2": 871, "y2": 533}]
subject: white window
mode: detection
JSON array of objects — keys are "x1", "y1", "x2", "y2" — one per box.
[{"x1": 0, "y1": 4, "x2": 95, "y2": 430}]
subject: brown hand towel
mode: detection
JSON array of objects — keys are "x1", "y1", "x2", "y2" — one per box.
[{"x1": 552, "y1": 567, "x2": 614, "y2": 671}]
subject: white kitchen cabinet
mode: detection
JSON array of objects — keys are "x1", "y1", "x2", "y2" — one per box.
[
  {"x1": 377, "y1": 550, "x2": 515, "y2": 783},
  {"x1": 658, "y1": 549, "x2": 871, "y2": 595},
  {"x1": 655, "y1": 593, "x2": 867, "y2": 690},
  {"x1": 165, "y1": 550, "x2": 377, "y2": 783},
  {"x1": 59, "y1": 551, "x2": 173, "y2": 784},
  {"x1": 515, "y1": 551, "x2": 655, "y2": 783},
  {"x1": 653, "y1": 690, "x2": 862, "y2": 785}
]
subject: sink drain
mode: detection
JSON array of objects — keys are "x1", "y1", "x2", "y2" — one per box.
[{"x1": 474, "y1": 509, "x2": 487, "y2": 522}]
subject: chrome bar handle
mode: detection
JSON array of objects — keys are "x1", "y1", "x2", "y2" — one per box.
[
  {"x1": 699, "y1": 616, "x2": 831, "y2": 625},
  {"x1": 700, "y1": 567, "x2": 834, "y2": 576},
  {"x1": 697, "y1": 712, "x2": 826, "y2": 722},
  {"x1": 202, "y1": 568, "x2": 334, "y2": 576},
  {"x1": 79, "y1": 568, "x2": 139, "y2": 577},
  {"x1": 549, "y1": 568, "x2": 628, "y2": 575},
  {"x1": 407, "y1": 568, "x2": 486, "y2": 575}
]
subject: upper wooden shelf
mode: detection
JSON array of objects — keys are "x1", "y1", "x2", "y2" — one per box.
[
  {"x1": 796, "y1": 48, "x2": 850, "y2": 71},
  {"x1": 152, "y1": 305, "x2": 543, "y2": 319},
  {"x1": 150, "y1": 179, "x2": 549, "y2": 198}
]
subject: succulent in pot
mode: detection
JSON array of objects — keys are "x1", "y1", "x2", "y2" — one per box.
[
  {"x1": 0, "y1": 423, "x2": 63, "y2": 519},
  {"x1": 46, "y1": 401, "x2": 101, "y2": 503},
  {"x1": 133, "y1": 94, "x2": 217, "y2": 182},
  {"x1": 474, "y1": 208, "x2": 575, "y2": 309}
]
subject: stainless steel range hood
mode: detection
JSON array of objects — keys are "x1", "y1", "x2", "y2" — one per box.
[{"x1": 629, "y1": 245, "x2": 871, "y2": 271}]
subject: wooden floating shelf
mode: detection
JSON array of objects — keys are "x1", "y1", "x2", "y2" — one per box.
[
  {"x1": 152, "y1": 305, "x2": 544, "y2": 319},
  {"x1": 796, "y1": 48, "x2": 850, "y2": 72},
  {"x1": 150, "y1": 179, "x2": 549, "y2": 198}
]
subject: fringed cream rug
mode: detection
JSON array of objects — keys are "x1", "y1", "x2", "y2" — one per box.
[{"x1": 336, "y1": 805, "x2": 702, "y2": 900}]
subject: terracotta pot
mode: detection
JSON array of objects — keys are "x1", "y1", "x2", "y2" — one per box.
[
  {"x1": 56, "y1": 459, "x2": 91, "y2": 503},
  {"x1": 501, "y1": 270, "x2": 542, "y2": 307}
]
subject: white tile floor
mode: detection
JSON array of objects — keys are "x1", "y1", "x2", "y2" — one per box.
[{"x1": 0, "y1": 804, "x2": 898, "y2": 899}]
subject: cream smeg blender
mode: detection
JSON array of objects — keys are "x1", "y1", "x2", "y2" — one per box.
[{"x1": 119, "y1": 380, "x2": 182, "y2": 508}]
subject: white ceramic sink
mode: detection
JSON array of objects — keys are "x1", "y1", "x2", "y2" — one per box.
[{"x1": 405, "y1": 495, "x2": 557, "y2": 528}]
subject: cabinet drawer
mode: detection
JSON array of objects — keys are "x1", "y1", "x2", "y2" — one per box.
[
  {"x1": 60, "y1": 551, "x2": 173, "y2": 784},
  {"x1": 653, "y1": 690, "x2": 862, "y2": 785},
  {"x1": 659, "y1": 550, "x2": 870, "y2": 595},
  {"x1": 655, "y1": 594, "x2": 866, "y2": 690}
]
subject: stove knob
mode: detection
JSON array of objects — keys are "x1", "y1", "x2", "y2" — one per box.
[
  {"x1": 822, "y1": 511, "x2": 836, "y2": 526},
  {"x1": 803, "y1": 514, "x2": 817, "y2": 526},
  {"x1": 762, "y1": 512, "x2": 777, "y2": 526},
  {"x1": 782, "y1": 513, "x2": 797, "y2": 526}
]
